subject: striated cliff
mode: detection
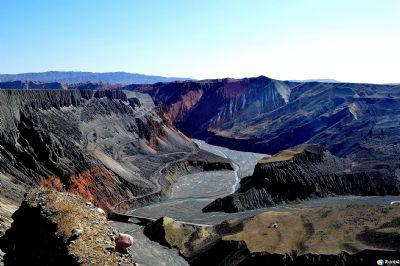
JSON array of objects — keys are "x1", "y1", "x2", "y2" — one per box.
[
  {"x1": 3, "y1": 77, "x2": 399, "y2": 167},
  {"x1": 3, "y1": 77, "x2": 399, "y2": 163},
  {"x1": 131, "y1": 77, "x2": 400, "y2": 180},
  {"x1": 132, "y1": 76, "x2": 288, "y2": 141},
  {"x1": 0, "y1": 89, "x2": 229, "y2": 214},
  {"x1": 203, "y1": 144, "x2": 400, "y2": 213}
]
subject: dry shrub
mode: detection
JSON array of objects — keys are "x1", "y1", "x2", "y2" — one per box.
[
  {"x1": 49, "y1": 199, "x2": 80, "y2": 238},
  {"x1": 39, "y1": 176, "x2": 65, "y2": 191}
]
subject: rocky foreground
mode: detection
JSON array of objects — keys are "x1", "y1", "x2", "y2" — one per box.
[
  {"x1": 144, "y1": 204, "x2": 400, "y2": 265},
  {"x1": 0, "y1": 189, "x2": 138, "y2": 266},
  {"x1": 204, "y1": 144, "x2": 400, "y2": 212},
  {"x1": 1, "y1": 189, "x2": 399, "y2": 266}
]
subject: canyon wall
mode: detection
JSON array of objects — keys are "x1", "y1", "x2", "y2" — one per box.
[
  {"x1": 0, "y1": 89, "x2": 221, "y2": 213},
  {"x1": 132, "y1": 77, "x2": 400, "y2": 168},
  {"x1": 204, "y1": 145, "x2": 400, "y2": 212}
]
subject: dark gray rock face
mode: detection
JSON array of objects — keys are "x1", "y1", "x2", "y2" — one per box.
[
  {"x1": 132, "y1": 76, "x2": 400, "y2": 213},
  {"x1": 0, "y1": 89, "x2": 204, "y2": 210},
  {"x1": 190, "y1": 240, "x2": 250, "y2": 266},
  {"x1": 239, "y1": 249, "x2": 400, "y2": 266},
  {"x1": 203, "y1": 145, "x2": 400, "y2": 212},
  {"x1": 3, "y1": 77, "x2": 399, "y2": 169},
  {"x1": 190, "y1": 240, "x2": 400, "y2": 266},
  {"x1": 142, "y1": 217, "x2": 171, "y2": 247},
  {"x1": 133, "y1": 76, "x2": 400, "y2": 164},
  {"x1": 132, "y1": 76, "x2": 288, "y2": 140}
]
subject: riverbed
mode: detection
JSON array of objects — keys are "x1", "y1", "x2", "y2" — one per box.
[
  {"x1": 128, "y1": 139, "x2": 268, "y2": 225},
  {"x1": 113, "y1": 140, "x2": 267, "y2": 265}
]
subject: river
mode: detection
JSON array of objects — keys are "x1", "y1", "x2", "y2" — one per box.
[{"x1": 112, "y1": 140, "x2": 267, "y2": 265}]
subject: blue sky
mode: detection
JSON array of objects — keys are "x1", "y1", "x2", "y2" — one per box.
[{"x1": 1, "y1": 0, "x2": 399, "y2": 83}]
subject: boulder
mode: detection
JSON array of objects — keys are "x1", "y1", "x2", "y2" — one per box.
[
  {"x1": 115, "y1": 233, "x2": 134, "y2": 250},
  {"x1": 96, "y1": 207, "x2": 106, "y2": 215},
  {"x1": 71, "y1": 228, "x2": 83, "y2": 239}
]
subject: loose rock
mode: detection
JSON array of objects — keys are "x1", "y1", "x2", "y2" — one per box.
[{"x1": 115, "y1": 233, "x2": 134, "y2": 250}]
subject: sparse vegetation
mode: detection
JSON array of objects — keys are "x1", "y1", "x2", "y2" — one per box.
[
  {"x1": 48, "y1": 195, "x2": 81, "y2": 239},
  {"x1": 0, "y1": 189, "x2": 137, "y2": 265},
  {"x1": 259, "y1": 144, "x2": 307, "y2": 163},
  {"x1": 223, "y1": 204, "x2": 400, "y2": 255}
]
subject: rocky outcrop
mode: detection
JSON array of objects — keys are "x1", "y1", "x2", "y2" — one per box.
[
  {"x1": 192, "y1": 244, "x2": 400, "y2": 266},
  {"x1": 145, "y1": 205, "x2": 400, "y2": 266},
  {"x1": 143, "y1": 216, "x2": 228, "y2": 258},
  {"x1": 204, "y1": 145, "x2": 400, "y2": 212},
  {"x1": 143, "y1": 217, "x2": 184, "y2": 248},
  {"x1": 0, "y1": 189, "x2": 137, "y2": 266}
]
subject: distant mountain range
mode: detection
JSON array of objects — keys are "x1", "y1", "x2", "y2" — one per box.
[
  {"x1": 0, "y1": 71, "x2": 191, "y2": 84},
  {"x1": 291, "y1": 79, "x2": 400, "y2": 85},
  {"x1": 289, "y1": 78, "x2": 339, "y2": 83}
]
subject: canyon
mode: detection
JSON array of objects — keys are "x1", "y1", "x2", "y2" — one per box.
[{"x1": 0, "y1": 76, "x2": 399, "y2": 265}]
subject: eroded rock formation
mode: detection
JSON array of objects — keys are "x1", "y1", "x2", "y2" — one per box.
[
  {"x1": 204, "y1": 145, "x2": 400, "y2": 212},
  {"x1": 133, "y1": 77, "x2": 400, "y2": 159},
  {"x1": 0, "y1": 89, "x2": 228, "y2": 214}
]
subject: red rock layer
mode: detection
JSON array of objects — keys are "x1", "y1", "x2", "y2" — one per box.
[
  {"x1": 40, "y1": 166, "x2": 134, "y2": 213},
  {"x1": 165, "y1": 89, "x2": 204, "y2": 123}
]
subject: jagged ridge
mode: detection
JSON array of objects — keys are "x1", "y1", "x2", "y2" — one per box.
[
  {"x1": 203, "y1": 145, "x2": 400, "y2": 212},
  {"x1": 0, "y1": 89, "x2": 201, "y2": 212}
]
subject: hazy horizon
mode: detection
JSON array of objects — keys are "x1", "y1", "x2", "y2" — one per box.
[
  {"x1": 1, "y1": 0, "x2": 399, "y2": 84},
  {"x1": 1, "y1": 71, "x2": 397, "y2": 85}
]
